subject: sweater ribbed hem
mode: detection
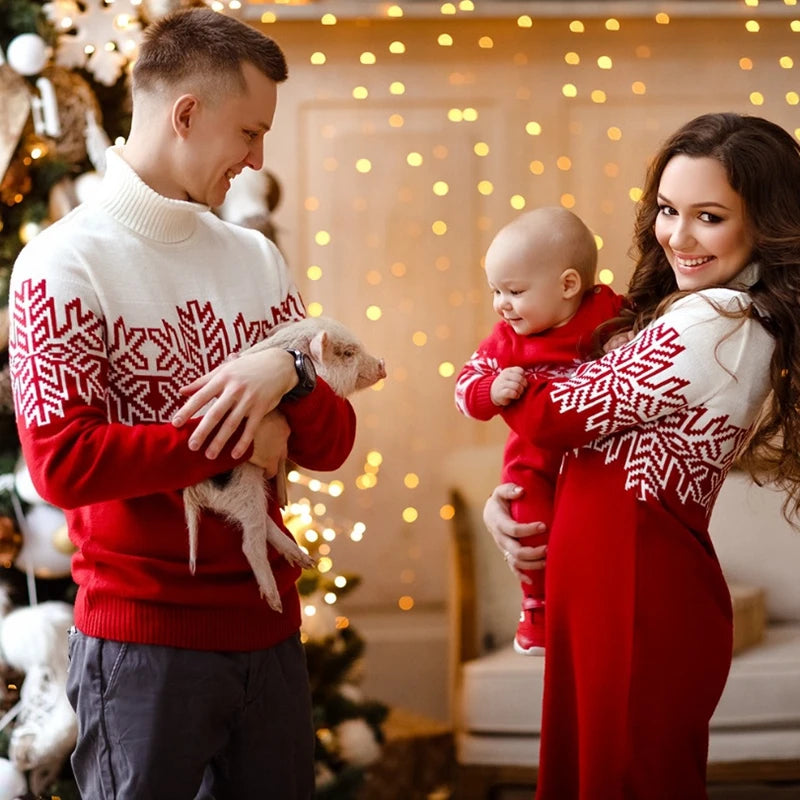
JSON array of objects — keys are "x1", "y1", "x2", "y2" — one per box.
[{"x1": 74, "y1": 589, "x2": 302, "y2": 652}]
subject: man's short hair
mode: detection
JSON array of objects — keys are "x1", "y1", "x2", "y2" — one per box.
[{"x1": 132, "y1": 8, "x2": 288, "y2": 99}]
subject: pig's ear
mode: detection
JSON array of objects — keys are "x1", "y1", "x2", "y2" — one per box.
[{"x1": 309, "y1": 331, "x2": 330, "y2": 363}]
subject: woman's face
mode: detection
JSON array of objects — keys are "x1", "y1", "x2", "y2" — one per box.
[{"x1": 654, "y1": 154, "x2": 755, "y2": 291}]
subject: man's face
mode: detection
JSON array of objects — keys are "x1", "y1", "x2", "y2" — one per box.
[{"x1": 182, "y1": 61, "x2": 277, "y2": 208}]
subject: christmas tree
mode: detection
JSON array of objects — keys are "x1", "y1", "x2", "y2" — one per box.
[{"x1": 0, "y1": 1, "x2": 387, "y2": 796}]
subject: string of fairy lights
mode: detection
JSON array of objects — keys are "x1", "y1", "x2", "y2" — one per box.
[{"x1": 8, "y1": 0, "x2": 800, "y2": 618}]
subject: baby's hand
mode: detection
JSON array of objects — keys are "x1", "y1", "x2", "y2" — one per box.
[
  {"x1": 603, "y1": 330, "x2": 635, "y2": 353},
  {"x1": 491, "y1": 367, "x2": 527, "y2": 406}
]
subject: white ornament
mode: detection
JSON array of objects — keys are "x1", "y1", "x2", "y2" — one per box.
[
  {"x1": 14, "y1": 463, "x2": 42, "y2": 505},
  {"x1": 52, "y1": 0, "x2": 142, "y2": 86},
  {"x1": 0, "y1": 758, "x2": 26, "y2": 800},
  {"x1": 30, "y1": 77, "x2": 61, "y2": 138},
  {"x1": 6, "y1": 33, "x2": 49, "y2": 77},
  {"x1": 14, "y1": 505, "x2": 72, "y2": 578},
  {"x1": 335, "y1": 718, "x2": 382, "y2": 767}
]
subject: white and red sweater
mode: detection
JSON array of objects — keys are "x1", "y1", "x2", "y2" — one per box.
[{"x1": 8, "y1": 147, "x2": 356, "y2": 651}]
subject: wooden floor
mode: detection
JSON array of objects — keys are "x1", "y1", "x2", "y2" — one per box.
[{"x1": 487, "y1": 784, "x2": 800, "y2": 800}]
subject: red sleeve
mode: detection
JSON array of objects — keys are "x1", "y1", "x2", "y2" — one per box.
[
  {"x1": 281, "y1": 378, "x2": 356, "y2": 471},
  {"x1": 455, "y1": 322, "x2": 508, "y2": 421}
]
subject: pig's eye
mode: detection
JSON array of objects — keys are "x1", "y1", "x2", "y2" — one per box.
[{"x1": 343, "y1": 349, "x2": 355, "y2": 359}]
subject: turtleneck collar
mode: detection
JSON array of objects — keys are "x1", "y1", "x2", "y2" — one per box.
[
  {"x1": 727, "y1": 261, "x2": 760, "y2": 291},
  {"x1": 95, "y1": 146, "x2": 209, "y2": 243}
]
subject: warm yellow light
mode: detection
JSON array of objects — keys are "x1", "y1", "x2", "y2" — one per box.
[
  {"x1": 261, "y1": 11, "x2": 276, "y2": 22},
  {"x1": 599, "y1": 268, "x2": 615, "y2": 284},
  {"x1": 366, "y1": 305, "x2": 382, "y2": 321},
  {"x1": 389, "y1": 114, "x2": 404, "y2": 128},
  {"x1": 459, "y1": 0, "x2": 474, "y2": 9},
  {"x1": 387, "y1": 4, "x2": 403, "y2": 17},
  {"x1": 556, "y1": 156, "x2": 572, "y2": 171},
  {"x1": 745, "y1": 20, "x2": 760, "y2": 32},
  {"x1": 787, "y1": 91, "x2": 800, "y2": 105},
  {"x1": 402, "y1": 507, "x2": 418, "y2": 523},
  {"x1": 560, "y1": 194, "x2": 576, "y2": 209},
  {"x1": 391, "y1": 261, "x2": 407, "y2": 276},
  {"x1": 655, "y1": 12, "x2": 670, "y2": 24},
  {"x1": 597, "y1": 55, "x2": 613, "y2": 69},
  {"x1": 307, "y1": 302, "x2": 323, "y2": 317},
  {"x1": 632, "y1": 81, "x2": 646, "y2": 94},
  {"x1": 478, "y1": 36, "x2": 493, "y2": 48},
  {"x1": 477, "y1": 180, "x2": 494, "y2": 195},
  {"x1": 356, "y1": 159, "x2": 372, "y2": 173},
  {"x1": 318, "y1": 557, "x2": 333, "y2": 573},
  {"x1": 321, "y1": 13, "x2": 337, "y2": 25},
  {"x1": 448, "y1": 108, "x2": 463, "y2": 122},
  {"x1": 438, "y1": 361, "x2": 456, "y2": 378},
  {"x1": 607, "y1": 126, "x2": 622, "y2": 141},
  {"x1": 510, "y1": 194, "x2": 526, "y2": 210},
  {"x1": 412, "y1": 331, "x2": 427, "y2": 346},
  {"x1": 432, "y1": 220, "x2": 448, "y2": 235},
  {"x1": 407, "y1": 152, "x2": 423, "y2": 166},
  {"x1": 745, "y1": 0, "x2": 759, "y2": 6},
  {"x1": 334, "y1": 576, "x2": 347, "y2": 588},
  {"x1": 780, "y1": 56, "x2": 794, "y2": 68},
  {"x1": 304, "y1": 605, "x2": 317, "y2": 616},
  {"x1": 310, "y1": 52, "x2": 326, "y2": 65},
  {"x1": 307, "y1": 265, "x2": 322, "y2": 280},
  {"x1": 594, "y1": 235, "x2": 604, "y2": 251},
  {"x1": 463, "y1": 107, "x2": 478, "y2": 121},
  {"x1": 366, "y1": 451, "x2": 383, "y2": 467},
  {"x1": 324, "y1": 592, "x2": 337, "y2": 605},
  {"x1": 352, "y1": 86, "x2": 368, "y2": 100},
  {"x1": 329, "y1": 481, "x2": 344, "y2": 497},
  {"x1": 564, "y1": 51, "x2": 580, "y2": 65},
  {"x1": 562, "y1": 83, "x2": 578, "y2": 98},
  {"x1": 792, "y1": 20, "x2": 800, "y2": 31},
  {"x1": 517, "y1": 15, "x2": 532, "y2": 28},
  {"x1": 525, "y1": 120, "x2": 542, "y2": 135},
  {"x1": 440, "y1": 504, "x2": 455, "y2": 520},
  {"x1": 474, "y1": 141, "x2": 489, "y2": 156},
  {"x1": 438, "y1": 33, "x2": 454, "y2": 46},
  {"x1": 322, "y1": 528, "x2": 336, "y2": 542},
  {"x1": 390, "y1": 81, "x2": 405, "y2": 94},
  {"x1": 404, "y1": 473, "x2": 420, "y2": 488},
  {"x1": 529, "y1": 160, "x2": 544, "y2": 175},
  {"x1": 398, "y1": 595, "x2": 415, "y2": 611},
  {"x1": 314, "y1": 230, "x2": 331, "y2": 246},
  {"x1": 433, "y1": 181, "x2": 449, "y2": 196},
  {"x1": 629, "y1": 187, "x2": 643, "y2": 202},
  {"x1": 739, "y1": 57, "x2": 753, "y2": 70},
  {"x1": 389, "y1": 41, "x2": 406, "y2": 54},
  {"x1": 605, "y1": 18, "x2": 620, "y2": 31},
  {"x1": 591, "y1": 89, "x2": 607, "y2": 103},
  {"x1": 750, "y1": 91, "x2": 765, "y2": 105},
  {"x1": 360, "y1": 51, "x2": 376, "y2": 65},
  {"x1": 569, "y1": 20, "x2": 585, "y2": 33},
  {"x1": 441, "y1": 2, "x2": 456, "y2": 13}
]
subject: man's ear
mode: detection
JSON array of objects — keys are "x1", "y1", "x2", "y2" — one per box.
[
  {"x1": 560, "y1": 268, "x2": 583, "y2": 300},
  {"x1": 172, "y1": 94, "x2": 199, "y2": 139}
]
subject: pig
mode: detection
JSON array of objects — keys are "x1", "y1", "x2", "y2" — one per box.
[{"x1": 182, "y1": 316, "x2": 386, "y2": 611}]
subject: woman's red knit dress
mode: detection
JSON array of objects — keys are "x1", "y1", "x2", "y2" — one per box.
[{"x1": 501, "y1": 288, "x2": 774, "y2": 799}]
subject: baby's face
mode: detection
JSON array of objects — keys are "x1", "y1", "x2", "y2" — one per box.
[{"x1": 485, "y1": 246, "x2": 574, "y2": 336}]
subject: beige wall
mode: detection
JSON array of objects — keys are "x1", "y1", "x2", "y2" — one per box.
[{"x1": 248, "y1": 7, "x2": 800, "y2": 617}]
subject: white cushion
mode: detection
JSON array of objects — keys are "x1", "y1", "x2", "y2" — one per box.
[
  {"x1": 711, "y1": 472, "x2": 800, "y2": 623},
  {"x1": 711, "y1": 624, "x2": 800, "y2": 729},
  {"x1": 459, "y1": 625, "x2": 800, "y2": 738}
]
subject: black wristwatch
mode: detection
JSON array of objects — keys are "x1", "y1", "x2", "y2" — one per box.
[{"x1": 282, "y1": 348, "x2": 317, "y2": 401}]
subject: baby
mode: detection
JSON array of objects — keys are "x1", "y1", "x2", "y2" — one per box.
[{"x1": 455, "y1": 207, "x2": 625, "y2": 654}]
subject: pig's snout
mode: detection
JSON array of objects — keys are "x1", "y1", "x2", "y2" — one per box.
[{"x1": 378, "y1": 359, "x2": 387, "y2": 380}]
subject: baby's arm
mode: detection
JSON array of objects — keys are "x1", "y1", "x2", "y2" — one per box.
[{"x1": 490, "y1": 366, "x2": 528, "y2": 406}]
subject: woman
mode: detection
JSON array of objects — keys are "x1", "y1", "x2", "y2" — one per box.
[{"x1": 482, "y1": 112, "x2": 800, "y2": 799}]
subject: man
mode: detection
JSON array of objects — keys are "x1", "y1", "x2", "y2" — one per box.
[{"x1": 9, "y1": 9, "x2": 355, "y2": 798}]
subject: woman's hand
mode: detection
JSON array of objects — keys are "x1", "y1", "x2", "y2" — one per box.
[
  {"x1": 603, "y1": 329, "x2": 634, "y2": 353},
  {"x1": 172, "y1": 348, "x2": 297, "y2": 460},
  {"x1": 483, "y1": 483, "x2": 547, "y2": 583},
  {"x1": 249, "y1": 410, "x2": 290, "y2": 476}
]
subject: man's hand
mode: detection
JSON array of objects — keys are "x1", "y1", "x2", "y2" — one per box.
[
  {"x1": 490, "y1": 366, "x2": 527, "y2": 406},
  {"x1": 172, "y1": 348, "x2": 297, "y2": 460},
  {"x1": 483, "y1": 483, "x2": 547, "y2": 582},
  {"x1": 249, "y1": 410, "x2": 290, "y2": 476}
]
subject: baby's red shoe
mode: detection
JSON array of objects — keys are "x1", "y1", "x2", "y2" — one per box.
[{"x1": 514, "y1": 597, "x2": 546, "y2": 656}]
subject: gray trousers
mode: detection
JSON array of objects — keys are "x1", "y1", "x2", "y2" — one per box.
[{"x1": 66, "y1": 629, "x2": 315, "y2": 800}]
